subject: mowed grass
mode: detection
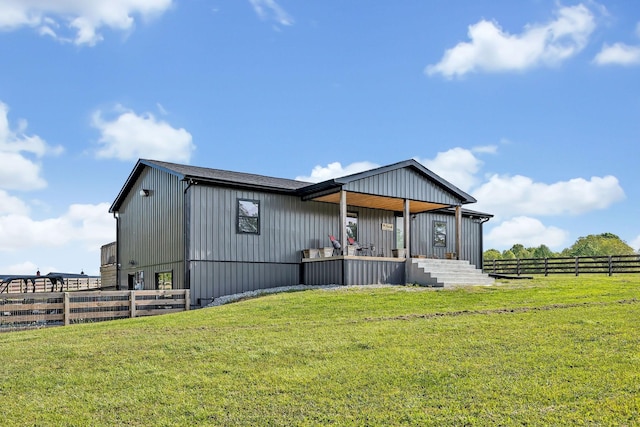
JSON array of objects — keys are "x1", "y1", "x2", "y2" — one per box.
[{"x1": 1, "y1": 275, "x2": 639, "y2": 426}]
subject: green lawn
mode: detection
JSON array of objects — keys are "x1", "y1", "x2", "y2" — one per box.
[{"x1": 1, "y1": 275, "x2": 639, "y2": 426}]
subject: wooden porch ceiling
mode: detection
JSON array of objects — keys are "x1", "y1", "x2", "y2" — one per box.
[{"x1": 311, "y1": 191, "x2": 449, "y2": 213}]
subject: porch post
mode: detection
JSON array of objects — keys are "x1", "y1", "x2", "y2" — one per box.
[
  {"x1": 404, "y1": 199, "x2": 410, "y2": 258},
  {"x1": 455, "y1": 204, "x2": 462, "y2": 260},
  {"x1": 340, "y1": 189, "x2": 347, "y2": 254},
  {"x1": 404, "y1": 199, "x2": 411, "y2": 284}
]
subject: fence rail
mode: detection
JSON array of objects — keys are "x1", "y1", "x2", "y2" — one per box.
[
  {"x1": 483, "y1": 254, "x2": 640, "y2": 276},
  {"x1": 0, "y1": 289, "x2": 190, "y2": 332},
  {"x1": 0, "y1": 277, "x2": 102, "y2": 293}
]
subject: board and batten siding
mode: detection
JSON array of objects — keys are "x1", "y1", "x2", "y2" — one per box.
[
  {"x1": 411, "y1": 212, "x2": 484, "y2": 268},
  {"x1": 188, "y1": 185, "x2": 343, "y2": 301},
  {"x1": 188, "y1": 186, "x2": 341, "y2": 264},
  {"x1": 189, "y1": 261, "x2": 301, "y2": 302},
  {"x1": 186, "y1": 186, "x2": 432, "y2": 301},
  {"x1": 340, "y1": 206, "x2": 395, "y2": 256},
  {"x1": 116, "y1": 167, "x2": 186, "y2": 290},
  {"x1": 345, "y1": 168, "x2": 463, "y2": 206}
]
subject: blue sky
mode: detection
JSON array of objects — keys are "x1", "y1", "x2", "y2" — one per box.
[{"x1": 1, "y1": 0, "x2": 639, "y2": 275}]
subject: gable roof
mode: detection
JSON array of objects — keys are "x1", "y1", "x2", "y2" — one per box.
[
  {"x1": 110, "y1": 158, "x2": 477, "y2": 213},
  {"x1": 298, "y1": 159, "x2": 476, "y2": 204},
  {"x1": 110, "y1": 159, "x2": 312, "y2": 212},
  {"x1": 143, "y1": 159, "x2": 310, "y2": 191}
]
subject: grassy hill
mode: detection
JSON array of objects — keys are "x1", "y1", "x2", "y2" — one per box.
[{"x1": 1, "y1": 276, "x2": 639, "y2": 426}]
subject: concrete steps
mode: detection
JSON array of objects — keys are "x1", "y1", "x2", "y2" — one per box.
[{"x1": 408, "y1": 258, "x2": 495, "y2": 287}]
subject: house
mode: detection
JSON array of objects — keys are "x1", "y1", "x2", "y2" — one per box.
[{"x1": 108, "y1": 159, "x2": 493, "y2": 306}]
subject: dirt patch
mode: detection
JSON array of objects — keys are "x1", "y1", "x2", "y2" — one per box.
[{"x1": 365, "y1": 299, "x2": 639, "y2": 322}]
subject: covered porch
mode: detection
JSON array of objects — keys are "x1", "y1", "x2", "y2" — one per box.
[
  {"x1": 307, "y1": 188, "x2": 466, "y2": 261},
  {"x1": 297, "y1": 160, "x2": 488, "y2": 286}
]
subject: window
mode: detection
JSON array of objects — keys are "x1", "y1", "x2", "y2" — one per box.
[
  {"x1": 346, "y1": 212, "x2": 358, "y2": 241},
  {"x1": 155, "y1": 271, "x2": 173, "y2": 290},
  {"x1": 237, "y1": 199, "x2": 260, "y2": 234},
  {"x1": 433, "y1": 221, "x2": 446, "y2": 247}
]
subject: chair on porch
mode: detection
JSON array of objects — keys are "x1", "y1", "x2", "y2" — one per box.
[
  {"x1": 328, "y1": 234, "x2": 342, "y2": 256},
  {"x1": 348, "y1": 237, "x2": 375, "y2": 256}
]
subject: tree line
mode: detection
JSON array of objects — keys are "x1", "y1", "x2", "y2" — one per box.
[{"x1": 484, "y1": 233, "x2": 638, "y2": 260}]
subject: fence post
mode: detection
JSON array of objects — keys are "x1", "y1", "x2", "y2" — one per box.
[
  {"x1": 63, "y1": 292, "x2": 70, "y2": 326},
  {"x1": 130, "y1": 291, "x2": 136, "y2": 318},
  {"x1": 608, "y1": 256, "x2": 613, "y2": 276},
  {"x1": 492, "y1": 259, "x2": 496, "y2": 274},
  {"x1": 544, "y1": 258, "x2": 549, "y2": 276},
  {"x1": 185, "y1": 289, "x2": 190, "y2": 311},
  {"x1": 575, "y1": 257, "x2": 579, "y2": 276},
  {"x1": 517, "y1": 259, "x2": 521, "y2": 276}
]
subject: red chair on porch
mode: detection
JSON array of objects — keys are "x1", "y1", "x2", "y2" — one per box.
[{"x1": 328, "y1": 234, "x2": 342, "y2": 255}]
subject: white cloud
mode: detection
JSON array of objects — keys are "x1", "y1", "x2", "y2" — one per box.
[
  {"x1": 0, "y1": 190, "x2": 30, "y2": 215},
  {"x1": 295, "y1": 161, "x2": 379, "y2": 183},
  {"x1": 485, "y1": 216, "x2": 569, "y2": 249},
  {"x1": 631, "y1": 235, "x2": 640, "y2": 252},
  {"x1": 0, "y1": 0, "x2": 173, "y2": 46},
  {"x1": 593, "y1": 20, "x2": 640, "y2": 66},
  {"x1": 593, "y1": 42, "x2": 640, "y2": 65},
  {"x1": 249, "y1": 0, "x2": 293, "y2": 26},
  {"x1": 0, "y1": 203, "x2": 114, "y2": 252},
  {"x1": 426, "y1": 4, "x2": 596, "y2": 78},
  {"x1": 472, "y1": 145, "x2": 498, "y2": 154},
  {"x1": 0, "y1": 101, "x2": 63, "y2": 191},
  {"x1": 473, "y1": 174, "x2": 625, "y2": 218},
  {"x1": 93, "y1": 107, "x2": 195, "y2": 163},
  {"x1": 416, "y1": 146, "x2": 494, "y2": 192}
]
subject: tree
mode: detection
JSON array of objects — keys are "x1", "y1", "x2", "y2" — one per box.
[
  {"x1": 501, "y1": 249, "x2": 516, "y2": 259},
  {"x1": 532, "y1": 244, "x2": 556, "y2": 259},
  {"x1": 509, "y1": 244, "x2": 532, "y2": 259},
  {"x1": 483, "y1": 249, "x2": 502, "y2": 261},
  {"x1": 563, "y1": 233, "x2": 636, "y2": 257}
]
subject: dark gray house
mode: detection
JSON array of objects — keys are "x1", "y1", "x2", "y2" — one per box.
[{"x1": 109, "y1": 159, "x2": 493, "y2": 306}]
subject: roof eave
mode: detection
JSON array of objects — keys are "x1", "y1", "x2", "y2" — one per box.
[
  {"x1": 186, "y1": 176, "x2": 303, "y2": 194},
  {"x1": 300, "y1": 159, "x2": 477, "y2": 204},
  {"x1": 110, "y1": 159, "x2": 187, "y2": 213}
]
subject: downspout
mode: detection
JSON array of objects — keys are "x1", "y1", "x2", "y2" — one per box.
[
  {"x1": 183, "y1": 179, "x2": 196, "y2": 293},
  {"x1": 478, "y1": 217, "x2": 490, "y2": 270},
  {"x1": 113, "y1": 211, "x2": 120, "y2": 290}
]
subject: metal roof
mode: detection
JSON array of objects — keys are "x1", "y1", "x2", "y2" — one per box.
[
  {"x1": 110, "y1": 158, "x2": 478, "y2": 213},
  {"x1": 110, "y1": 159, "x2": 312, "y2": 212},
  {"x1": 143, "y1": 159, "x2": 311, "y2": 191},
  {"x1": 298, "y1": 159, "x2": 477, "y2": 204}
]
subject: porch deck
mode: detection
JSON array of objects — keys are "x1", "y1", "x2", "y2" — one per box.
[{"x1": 302, "y1": 255, "x2": 407, "y2": 286}]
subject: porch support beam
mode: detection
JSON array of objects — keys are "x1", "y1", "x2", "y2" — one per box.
[
  {"x1": 455, "y1": 204, "x2": 462, "y2": 260},
  {"x1": 404, "y1": 199, "x2": 410, "y2": 258},
  {"x1": 404, "y1": 199, "x2": 411, "y2": 284},
  {"x1": 340, "y1": 189, "x2": 347, "y2": 254}
]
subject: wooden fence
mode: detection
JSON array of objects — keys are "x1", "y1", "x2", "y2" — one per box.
[
  {"x1": 0, "y1": 289, "x2": 190, "y2": 332},
  {"x1": 0, "y1": 277, "x2": 102, "y2": 293},
  {"x1": 483, "y1": 255, "x2": 640, "y2": 276}
]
